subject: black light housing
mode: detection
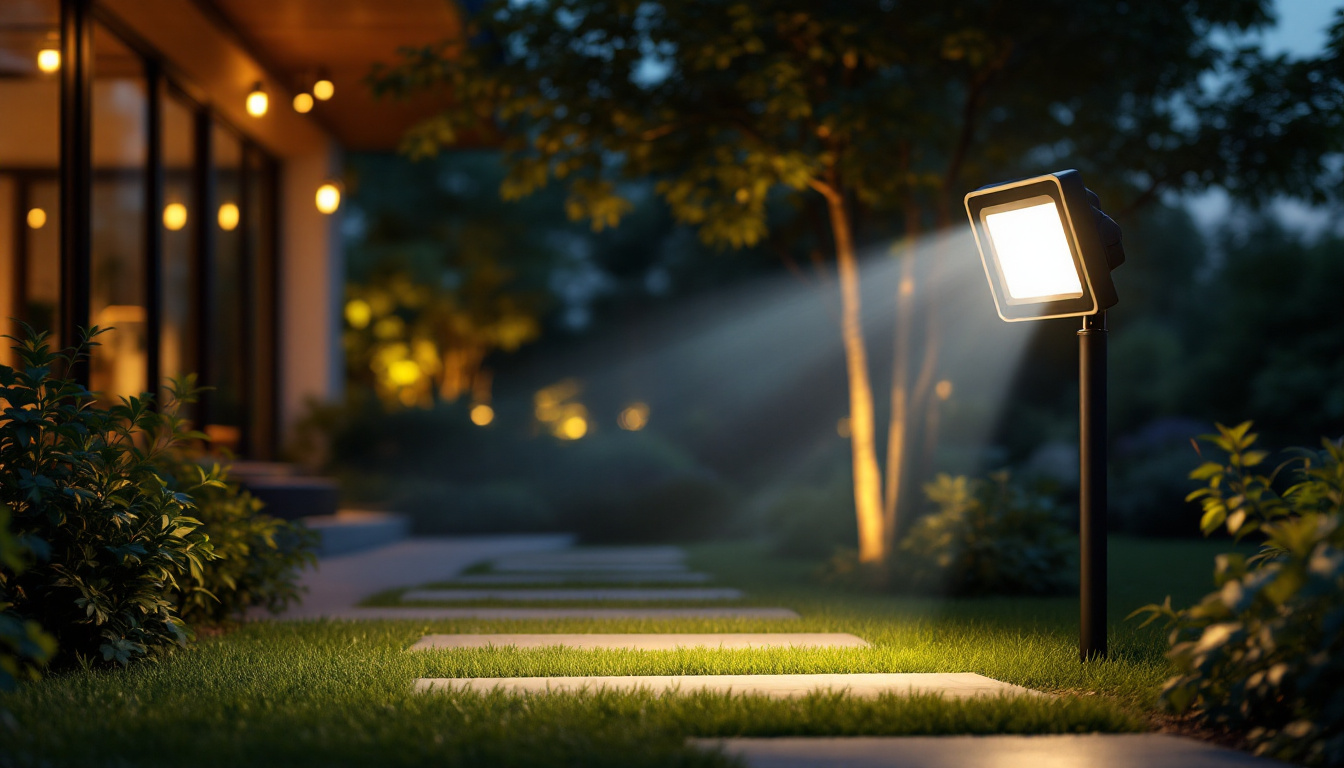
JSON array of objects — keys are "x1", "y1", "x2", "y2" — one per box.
[{"x1": 964, "y1": 169, "x2": 1124, "y2": 322}]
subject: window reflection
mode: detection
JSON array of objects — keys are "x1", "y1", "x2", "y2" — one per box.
[
  {"x1": 161, "y1": 91, "x2": 197, "y2": 397},
  {"x1": 0, "y1": 0, "x2": 61, "y2": 366},
  {"x1": 89, "y1": 22, "x2": 147, "y2": 403},
  {"x1": 209, "y1": 123, "x2": 244, "y2": 449}
]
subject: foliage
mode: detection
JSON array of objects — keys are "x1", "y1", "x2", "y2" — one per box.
[
  {"x1": 0, "y1": 504, "x2": 56, "y2": 691},
  {"x1": 370, "y1": 0, "x2": 1340, "y2": 566},
  {"x1": 768, "y1": 473, "x2": 857, "y2": 558},
  {"x1": 1135, "y1": 423, "x2": 1344, "y2": 766},
  {"x1": 160, "y1": 453, "x2": 318, "y2": 625},
  {"x1": 0, "y1": 328, "x2": 214, "y2": 666},
  {"x1": 390, "y1": 480, "x2": 556, "y2": 535},
  {"x1": 890, "y1": 472, "x2": 1074, "y2": 597}
]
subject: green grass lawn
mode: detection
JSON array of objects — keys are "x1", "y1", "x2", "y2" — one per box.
[{"x1": 0, "y1": 536, "x2": 1238, "y2": 767}]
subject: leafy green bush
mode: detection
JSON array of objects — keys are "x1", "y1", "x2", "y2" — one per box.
[
  {"x1": 0, "y1": 329, "x2": 213, "y2": 665},
  {"x1": 1136, "y1": 423, "x2": 1344, "y2": 766},
  {"x1": 569, "y1": 475, "x2": 736, "y2": 544},
  {"x1": 0, "y1": 504, "x2": 56, "y2": 690},
  {"x1": 392, "y1": 480, "x2": 556, "y2": 534},
  {"x1": 890, "y1": 472, "x2": 1075, "y2": 597},
  {"x1": 768, "y1": 475, "x2": 857, "y2": 558},
  {"x1": 162, "y1": 455, "x2": 318, "y2": 625}
]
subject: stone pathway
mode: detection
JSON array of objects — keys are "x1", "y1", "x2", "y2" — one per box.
[
  {"x1": 400, "y1": 587, "x2": 745, "y2": 602},
  {"x1": 693, "y1": 734, "x2": 1291, "y2": 767},
  {"x1": 331, "y1": 606, "x2": 801, "y2": 620},
  {"x1": 447, "y1": 572, "x2": 714, "y2": 585},
  {"x1": 417, "y1": 673, "x2": 1036, "y2": 699},
  {"x1": 409, "y1": 633, "x2": 870, "y2": 651}
]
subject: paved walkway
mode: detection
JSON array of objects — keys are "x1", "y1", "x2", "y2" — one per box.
[
  {"x1": 400, "y1": 587, "x2": 744, "y2": 602},
  {"x1": 325, "y1": 606, "x2": 800, "y2": 620},
  {"x1": 694, "y1": 735, "x2": 1290, "y2": 767},
  {"x1": 261, "y1": 535, "x2": 573, "y2": 619}
]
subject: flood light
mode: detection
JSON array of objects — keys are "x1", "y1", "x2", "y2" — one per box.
[
  {"x1": 964, "y1": 168, "x2": 1125, "y2": 663},
  {"x1": 965, "y1": 170, "x2": 1123, "y2": 322}
]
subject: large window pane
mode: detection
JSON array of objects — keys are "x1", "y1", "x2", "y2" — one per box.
[
  {"x1": 161, "y1": 91, "x2": 197, "y2": 395},
  {"x1": 208, "y1": 123, "x2": 244, "y2": 448},
  {"x1": 246, "y1": 148, "x2": 278, "y2": 457},
  {"x1": 89, "y1": 22, "x2": 147, "y2": 403},
  {"x1": 0, "y1": 0, "x2": 61, "y2": 365}
]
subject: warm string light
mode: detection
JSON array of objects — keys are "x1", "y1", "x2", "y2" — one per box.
[
  {"x1": 36, "y1": 47, "x2": 60, "y2": 73},
  {"x1": 26, "y1": 208, "x2": 47, "y2": 229},
  {"x1": 292, "y1": 92, "x2": 314, "y2": 113},
  {"x1": 245, "y1": 82, "x2": 268, "y2": 117},
  {"x1": 312, "y1": 75, "x2": 334, "y2": 101},
  {"x1": 217, "y1": 202, "x2": 239, "y2": 231}
]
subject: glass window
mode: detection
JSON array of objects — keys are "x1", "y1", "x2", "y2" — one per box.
[
  {"x1": 208, "y1": 122, "x2": 244, "y2": 449},
  {"x1": 161, "y1": 91, "x2": 197, "y2": 396},
  {"x1": 0, "y1": 0, "x2": 61, "y2": 365},
  {"x1": 246, "y1": 148, "x2": 278, "y2": 456},
  {"x1": 89, "y1": 22, "x2": 148, "y2": 403}
]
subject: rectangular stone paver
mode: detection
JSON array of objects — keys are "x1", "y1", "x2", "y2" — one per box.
[
  {"x1": 693, "y1": 735, "x2": 1289, "y2": 767},
  {"x1": 331, "y1": 607, "x2": 800, "y2": 620},
  {"x1": 401, "y1": 588, "x2": 744, "y2": 602},
  {"x1": 416, "y1": 673, "x2": 1036, "y2": 699},
  {"x1": 447, "y1": 572, "x2": 714, "y2": 585},
  {"x1": 409, "y1": 633, "x2": 870, "y2": 651},
  {"x1": 490, "y1": 547, "x2": 685, "y2": 568}
]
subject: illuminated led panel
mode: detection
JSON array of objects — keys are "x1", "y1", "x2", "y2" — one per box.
[{"x1": 983, "y1": 199, "x2": 1083, "y2": 302}]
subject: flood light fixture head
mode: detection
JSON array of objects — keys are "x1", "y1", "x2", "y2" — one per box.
[{"x1": 964, "y1": 169, "x2": 1124, "y2": 322}]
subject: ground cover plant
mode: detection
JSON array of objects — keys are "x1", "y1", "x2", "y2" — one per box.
[
  {"x1": 1137, "y1": 423, "x2": 1344, "y2": 766},
  {"x1": 1, "y1": 536, "x2": 1236, "y2": 767}
]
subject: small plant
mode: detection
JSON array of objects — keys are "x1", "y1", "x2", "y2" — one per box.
[
  {"x1": 159, "y1": 448, "x2": 318, "y2": 625},
  {"x1": 0, "y1": 327, "x2": 214, "y2": 665},
  {"x1": 1134, "y1": 422, "x2": 1344, "y2": 766},
  {"x1": 890, "y1": 471, "x2": 1075, "y2": 597}
]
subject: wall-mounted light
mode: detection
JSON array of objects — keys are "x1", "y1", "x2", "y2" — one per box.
[
  {"x1": 163, "y1": 202, "x2": 188, "y2": 231},
  {"x1": 293, "y1": 92, "x2": 314, "y2": 114},
  {"x1": 26, "y1": 208, "x2": 47, "y2": 229},
  {"x1": 217, "y1": 202, "x2": 240, "y2": 231},
  {"x1": 245, "y1": 82, "x2": 268, "y2": 117},
  {"x1": 36, "y1": 46, "x2": 60, "y2": 74},
  {"x1": 312, "y1": 70, "x2": 334, "y2": 101},
  {"x1": 315, "y1": 181, "x2": 341, "y2": 214}
]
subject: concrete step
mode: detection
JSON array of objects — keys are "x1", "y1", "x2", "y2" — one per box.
[
  {"x1": 416, "y1": 673, "x2": 1038, "y2": 699},
  {"x1": 302, "y1": 510, "x2": 409, "y2": 557}
]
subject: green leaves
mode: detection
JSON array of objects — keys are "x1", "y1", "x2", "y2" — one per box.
[{"x1": 1143, "y1": 424, "x2": 1344, "y2": 766}]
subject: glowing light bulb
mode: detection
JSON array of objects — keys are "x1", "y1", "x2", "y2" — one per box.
[
  {"x1": 560, "y1": 415, "x2": 588, "y2": 440},
  {"x1": 312, "y1": 78, "x2": 334, "y2": 101},
  {"x1": 983, "y1": 200, "x2": 1083, "y2": 301},
  {"x1": 26, "y1": 208, "x2": 47, "y2": 229},
  {"x1": 470, "y1": 404, "x2": 495, "y2": 426},
  {"x1": 163, "y1": 203, "x2": 188, "y2": 231},
  {"x1": 245, "y1": 83, "x2": 268, "y2": 117},
  {"x1": 36, "y1": 48, "x2": 60, "y2": 73},
  {"x1": 315, "y1": 182, "x2": 341, "y2": 214},
  {"x1": 217, "y1": 202, "x2": 239, "y2": 231},
  {"x1": 293, "y1": 92, "x2": 314, "y2": 113}
]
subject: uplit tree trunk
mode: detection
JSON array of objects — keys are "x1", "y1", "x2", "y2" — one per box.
[
  {"x1": 816, "y1": 178, "x2": 885, "y2": 564},
  {"x1": 882, "y1": 201, "x2": 921, "y2": 555}
]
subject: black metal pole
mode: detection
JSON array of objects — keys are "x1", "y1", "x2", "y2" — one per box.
[{"x1": 1078, "y1": 311, "x2": 1108, "y2": 661}]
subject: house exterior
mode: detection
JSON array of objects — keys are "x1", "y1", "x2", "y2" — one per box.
[{"x1": 0, "y1": 0, "x2": 460, "y2": 458}]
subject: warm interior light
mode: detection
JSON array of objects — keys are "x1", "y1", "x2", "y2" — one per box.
[
  {"x1": 312, "y1": 78, "x2": 334, "y2": 101},
  {"x1": 217, "y1": 202, "x2": 240, "y2": 231},
  {"x1": 983, "y1": 199, "x2": 1083, "y2": 302},
  {"x1": 163, "y1": 202, "x2": 188, "y2": 231},
  {"x1": 315, "y1": 182, "x2": 341, "y2": 214},
  {"x1": 293, "y1": 92, "x2": 314, "y2": 113},
  {"x1": 935, "y1": 379, "x2": 954, "y2": 401},
  {"x1": 26, "y1": 208, "x2": 47, "y2": 229},
  {"x1": 470, "y1": 404, "x2": 495, "y2": 426},
  {"x1": 36, "y1": 48, "x2": 60, "y2": 74},
  {"x1": 617, "y1": 402, "x2": 649, "y2": 431},
  {"x1": 245, "y1": 83, "x2": 268, "y2": 117}
]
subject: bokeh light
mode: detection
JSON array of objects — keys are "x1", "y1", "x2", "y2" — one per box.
[
  {"x1": 163, "y1": 202, "x2": 188, "y2": 231},
  {"x1": 26, "y1": 208, "x2": 46, "y2": 229},
  {"x1": 470, "y1": 404, "x2": 495, "y2": 426},
  {"x1": 618, "y1": 402, "x2": 649, "y2": 431},
  {"x1": 345, "y1": 299, "x2": 372, "y2": 329}
]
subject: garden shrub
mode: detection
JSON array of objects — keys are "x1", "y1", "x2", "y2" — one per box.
[
  {"x1": 160, "y1": 452, "x2": 318, "y2": 625},
  {"x1": 768, "y1": 475, "x2": 857, "y2": 558},
  {"x1": 567, "y1": 474, "x2": 736, "y2": 544},
  {"x1": 0, "y1": 505, "x2": 55, "y2": 690},
  {"x1": 1135, "y1": 422, "x2": 1344, "y2": 766},
  {"x1": 890, "y1": 471, "x2": 1074, "y2": 596},
  {"x1": 393, "y1": 480, "x2": 556, "y2": 534},
  {"x1": 0, "y1": 329, "x2": 213, "y2": 665}
]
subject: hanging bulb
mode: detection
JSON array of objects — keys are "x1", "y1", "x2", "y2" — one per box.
[
  {"x1": 293, "y1": 92, "x2": 314, "y2": 113},
  {"x1": 245, "y1": 82, "x2": 268, "y2": 117},
  {"x1": 315, "y1": 182, "x2": 341, "y2": 214}
]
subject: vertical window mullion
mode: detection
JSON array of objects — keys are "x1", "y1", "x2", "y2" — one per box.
[
  {"x1": 59, "y1": 0, "x2": 92, "y2": 378},
  {"x1": 145, "y1": 61, "x2": 164, "y2": 404}
]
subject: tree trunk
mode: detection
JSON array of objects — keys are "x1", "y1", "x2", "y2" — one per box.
[
  {"x1": 824, "y1": 188, "x2": 885, "y2": 564},
  {"x1": 882, "y1": 202, "x2": 921, "y2": 555}
]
